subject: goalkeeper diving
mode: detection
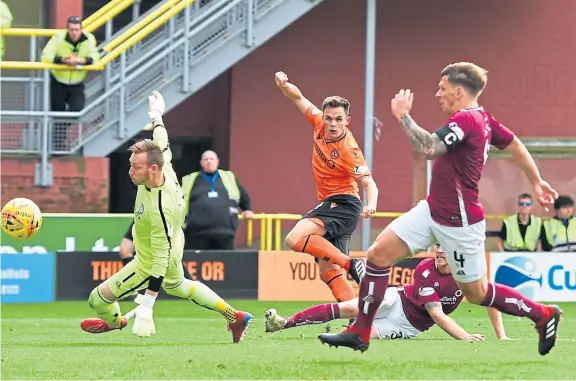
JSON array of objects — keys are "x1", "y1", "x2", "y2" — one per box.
[{"x1": 81, "y1": 91, "x2": 253, "y2": 342}]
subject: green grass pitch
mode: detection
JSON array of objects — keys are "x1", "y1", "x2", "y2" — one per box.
[{"x1": 2, "y1": 300, "x2": 574, "y2": 379}]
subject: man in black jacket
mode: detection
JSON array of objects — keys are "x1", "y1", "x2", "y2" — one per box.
[{"x1": 182, "y1": 150, "x2": 253, "y2": 250}]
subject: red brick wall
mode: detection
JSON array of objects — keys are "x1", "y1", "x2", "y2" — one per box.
[
  {"x1": 164, "y1": 71, "x2": 233, "y2": 167},
  {"x1": 52, "y1": 0, "x2": 83, "y2": 28},
  {"x1": 1, "y1": 157, "x2": 109, "y2": 213},
  {"x1": 228, "y1": 0, "x2": 576, "y2": 228}
]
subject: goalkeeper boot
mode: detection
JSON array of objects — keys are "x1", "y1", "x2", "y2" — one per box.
[
  {"x1": 264, "y1": 308, "x2": 287, "y2": 333},
  {"x1": 81, "y1": 316, "x2": 128, "y2": 334},
  {"x1": 227, "y1": 311, "x2": 253, "y2": 343}
]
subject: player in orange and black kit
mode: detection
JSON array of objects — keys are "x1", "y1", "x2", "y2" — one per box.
[{"x1": 275, "y1": 71, "x2": 379, "y2": 303}]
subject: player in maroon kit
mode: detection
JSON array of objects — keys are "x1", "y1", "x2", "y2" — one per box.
[
  {"x1": 267, "y1": 245, "x2": 508, "y2": 341},
  {"x1": 319, "y1": 62, "x2": 561, "y2": 355}
]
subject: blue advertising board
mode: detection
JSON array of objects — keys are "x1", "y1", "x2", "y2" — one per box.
[
  {"x1": 1, "y1": 253, "x2": 55, "y2": 303},
  {"x1": 490, "y1": 252, "x2": 576, "y2": 302}
]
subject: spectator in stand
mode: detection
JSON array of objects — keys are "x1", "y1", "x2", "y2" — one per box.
[
  {"x1": 541, "y1": 195, "x2": 576, "y2": 252},
  {"x1": 41, "y1": 16, "x2": 99, "y2": 151},
  {"x1": 0, "y1": 1, "x2": 13, "y2": 60},
  {"x1": 181, "y1": 150, "x2": 253, "y2": 250},
  {"x1": 497, "y1": 193, "x2": 542, "y2": 252}
]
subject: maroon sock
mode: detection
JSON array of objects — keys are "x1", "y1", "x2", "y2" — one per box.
[
  {"x1": 351, "y1": 261, "x2": 390, "y2": 340},
  {"x1": 481, "y1": 282, "x2": 544, "y2": 323},
  {"x1": 284, "y1": 303, "x2": 340, "y2": 329}
]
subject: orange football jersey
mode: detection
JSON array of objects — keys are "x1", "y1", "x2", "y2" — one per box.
[{"x1": 305, "y1": 106, "x2": 371, "y2": 201}]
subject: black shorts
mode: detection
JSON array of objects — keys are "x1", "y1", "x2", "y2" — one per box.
[
  {"x1": 303, "y1": 194, "x2": 362, "y2": 255},
  {"x1": 124, "y1": 221, "x2": 134, "y2": 241}
]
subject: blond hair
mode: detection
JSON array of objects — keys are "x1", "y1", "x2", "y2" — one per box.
[{"x1": 128, "y1": 139, "x2": 164, "y2": 169}]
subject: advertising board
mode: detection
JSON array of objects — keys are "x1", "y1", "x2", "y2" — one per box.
[
  {"x1": 257, "y1": 251, "x2": 432, "y2": 301},
  {"x1": 490, "y1": 252, "x2": 576, "y2": 302},
  {"x1": 56, "y1": 250, "x2": 259, "y2": 300},
  {"x1": 0, "y1": 253, "x2": 55, "y2": 303},
  {"x1": 0, "y1": 215, "x2": 133, "y2": 254}
]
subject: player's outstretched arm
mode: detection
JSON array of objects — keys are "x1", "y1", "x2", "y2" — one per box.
[
  {"x1": 505, "y1": 136, "x2": 558, "y2": 211},
  {"x1": 274, "y1": 71, "x2": 319, "y2": 115},
  {"x1": 425, "y1": 302, "x2": 485, "y2": 341},
  {"x1": 147, "y1": 91, "x2": 178, "y2": 184},
  {"x1": 487, "y1": 307, "x2": 513, "y2": 340},
  {"x1": 505, "y1": 136, "x2": 543, "y2": 185}
]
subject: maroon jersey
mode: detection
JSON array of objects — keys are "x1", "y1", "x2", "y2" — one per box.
[
  {"x1": 399, "y1": 258, "x2": 463, "y2": 332},
  {"x1": 427, "y1": 107, "x2": 515, "y2": 227}
]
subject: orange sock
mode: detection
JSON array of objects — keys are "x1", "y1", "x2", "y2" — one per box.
[
  {"x1": 293, "y1": 235, "x2": 351, "y2": 270},
  {"x1": 321, "y1": 269, "x2": 355, "y2": 302}
]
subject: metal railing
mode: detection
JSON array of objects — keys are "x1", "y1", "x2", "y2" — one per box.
[
  {"x1": 244, "y1": 211, "x2": 533, "y2": 251},
  {"x1": 251, "y1": 211, "x2": 556, "y2": 251},
  {"x1": 0, "y1": 0, "x2": 135, "y2": 38},
  {"x1": 0, "y1": 0, "x2": 145, "y2": 178},
  {"x1": 1, "y1": 0, "x2": 292, "y2": 186},
  {"x1": 30, "y1": 210, "x2": 521, "y2": 251},
  {"x1": 0, "y1": 0, "x2": 140, "y2": 66}
]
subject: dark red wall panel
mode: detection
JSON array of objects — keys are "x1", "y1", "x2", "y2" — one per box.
[{"x1": 228, "y1": 0, "x2": 576, "y2": 219}]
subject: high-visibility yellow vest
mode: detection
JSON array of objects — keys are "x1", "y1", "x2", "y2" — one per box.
[
  {"x1": 40, "y1": 31, "x2": 100, "y2": 85},
  {"x1": 543, "y1": 217, "x2": 576, "y2": 252},
  {"x1": 502, "y1": 214, "x2": 541, "y2": 251},
  {"x1": 0, "y1": 1, "x2": 13, "y2": 60},
  {"x1": 181, "y1": 170, "x2": 240, "y2": 216}
]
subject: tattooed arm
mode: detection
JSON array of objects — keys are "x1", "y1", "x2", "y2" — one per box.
[{"x1": 399, "y1": 114, "x2": 448, "y2": 159}]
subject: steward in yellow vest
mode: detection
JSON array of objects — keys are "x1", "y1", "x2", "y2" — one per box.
[
  {"x1": 0, "y1": 1, "x2": 13, "y2": 60},
  {"x1": 41, "y1": 16, "x2": 99, "y2": 85},
  {"x1": 541, "y1": 196, "x2": 576, "y2": 252},
  {"x1": 498, "y1": 194, "x2": 541, "y2": 252},
  {"x1": 182, "y1": 169, "x2": 241, "y2": 216},
  {"x1": 181, "y1": 150, "x2": 252, "y2": 250},
  {"x1": 499, "y1": 214, "x2": 542, "y2": 251},
  {"x1": 41, "y1": 16, "x2": 99, "y2": 111}
]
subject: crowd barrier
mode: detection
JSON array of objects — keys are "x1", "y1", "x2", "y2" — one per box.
[{"x1": 1, "y1": 251, "x2": 574, "y2": 304}]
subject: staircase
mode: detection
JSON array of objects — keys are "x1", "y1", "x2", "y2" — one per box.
[
  {"x1": 83, "y1": 0, "x2": 325, "y2": 157},
  {"x1": 84, "y1": 0, "x2": 159, "y2": 44},
  {"x1": 1, "y1": 0, "x2": 325, "y2": 159}
]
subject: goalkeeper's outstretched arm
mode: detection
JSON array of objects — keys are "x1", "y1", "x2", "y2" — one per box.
[
  {"x1": 147, "y1": 91, "x2": 178, "y2": 184},
  {"x1": 151, "y1": 119, "x2": 178, "y2": 184}
]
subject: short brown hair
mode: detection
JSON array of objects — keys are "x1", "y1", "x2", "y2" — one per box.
[
  {"x1": 441, "y1": 62, "x2": 488, "y2": 97},
  {"x1": 322, "y1": 96, "x2": 351, "y2": 115},
  {"x1": 128, "y1": 139, "x2": 164, "y2": 169}
]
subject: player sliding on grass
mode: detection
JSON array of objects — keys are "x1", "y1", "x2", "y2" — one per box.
[
  {"x1": 318, "y1": 62, "x2": 562, "y2": 356},
  {"x1": 275, "y1": 71, "x2": 378, "y2": 303},
  {"x1": 80, "y1": 91, "x2": 252, "y2": 343},
  {"x1": 267, "y1": 244, "x2": 510, "y2": 341}
]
